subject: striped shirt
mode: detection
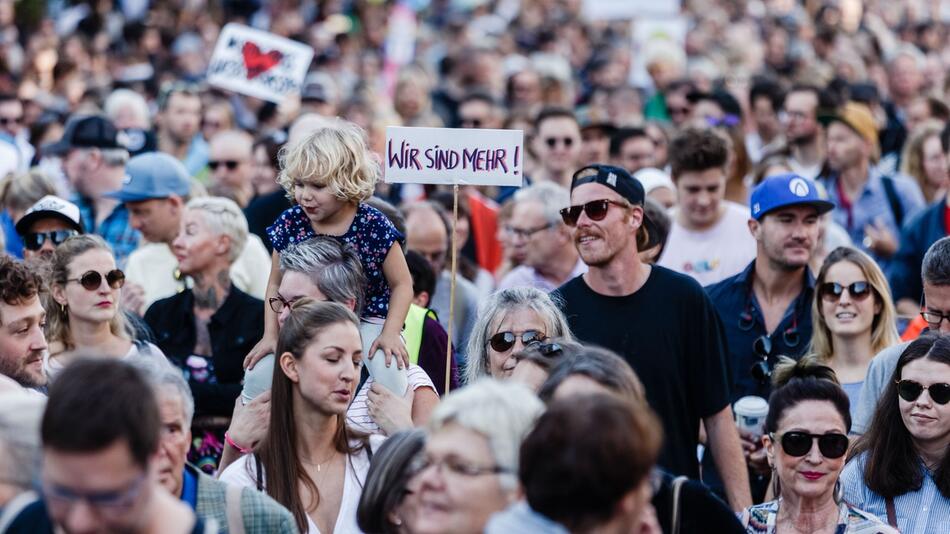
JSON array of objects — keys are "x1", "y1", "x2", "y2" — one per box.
[
  {"x1": 347, "y1": 365, "x2": 436, "y2": 434},
  {"x1": 841, "y1": 451, "x2": 950, "y2": 534}
]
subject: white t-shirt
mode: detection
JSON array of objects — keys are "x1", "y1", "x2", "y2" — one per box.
[
  {"x1": 44, "y1": 341, "x2": 167, "y2": 381},
  {"x1": 658, "y1": 201, "x2": 756, "y2": 286},
  {"x1": 347, "y1": 365, "x2": 436, "y2": 434},
  {"x1": 218, "y1": 436, "x2": 383, "y2": 534}
]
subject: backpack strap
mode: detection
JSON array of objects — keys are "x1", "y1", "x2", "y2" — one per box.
[
  {"x1": 670, "y1": 476, "x2": 688, "y2": 534},
  {"x1": 881, "y1": 175, "x2": 905, "y2": 229},
  {"x1": 254, "y1": 454, "x2": 264, "y2": 492},
  {"x1": 885, "y1": 496, "x2": 898, "y2": 528}
]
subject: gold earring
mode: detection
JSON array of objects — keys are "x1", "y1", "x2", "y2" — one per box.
[{"x1": 60, "y1": 303, "x2": 66, "y2": 313}]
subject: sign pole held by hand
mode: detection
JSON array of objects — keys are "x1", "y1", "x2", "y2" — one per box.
[{"x1": 445, "y1": 184, "x2": 459, "y2": 394}]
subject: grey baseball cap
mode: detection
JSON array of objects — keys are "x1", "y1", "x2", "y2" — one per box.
[{"x1": 104, "y1": 152, "x2": 191, "y2": 202}]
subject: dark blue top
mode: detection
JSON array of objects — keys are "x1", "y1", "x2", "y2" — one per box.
[
  {"x1": 181, "y1": 465, "x2": 198, "y2": 509},
  {"x1": 888, "y1": 198, "x2": 946, "y2": 303},
  {"x1": 266, "y1": 202, "x2": 403, "y2": 319},
  {"x1": 705, "y1": 261, "x2": 816, "y2": 402}
]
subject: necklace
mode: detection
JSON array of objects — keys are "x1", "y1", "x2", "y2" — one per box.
[{"x1": 301, "y1": 449, "x2": 338, "y2": 472}]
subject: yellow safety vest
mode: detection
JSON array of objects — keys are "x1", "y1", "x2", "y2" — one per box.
[{"x1": 404, "y1": 303, "x2": 437, "y2": 365}]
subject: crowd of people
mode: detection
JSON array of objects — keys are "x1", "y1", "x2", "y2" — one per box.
[{"x1": 0, "y1": 0, "x2": 949, "y2": 533}]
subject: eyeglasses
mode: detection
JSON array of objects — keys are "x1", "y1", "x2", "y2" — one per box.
[
  {"x1": 43, "y1": 473, "x2": 146, "y2": 513},
  {"x1": 920, "y1": 309, "x2": 950, "y2": 328},
  {"x1": 544, "y1": 137, "x2": 575, "y2": 148},
  {"x1": 559, "y1": 199, "x2": 631, "y2": 227},
  {"x1": 67, "y1": 270, "x2": 125, "y2": 291},
  {"x1": 460, "y1": 117, "x2": 483, "y2": 128},
  {"x1": 668, "y1": 106, "x2": 691, "y2": 117},
  {"x1": 771, "y1": 431, "x2": 849, "y2": 459},
  {"x1": 23, "y1": 230, "x2": 77, "y2": 251},
  {"x1": 0, "y1": 116, "x2": 22, "y2": 126},
  {"x1": 411, "y1": 453, "x2": 511, "y2": 478},
  {"x1": 505, "y1": 223, "x2": 554, "y2": 240},
  {"x1": 268, "y1": 294, "x2": 303, "y2": 314},
  {"x1": 819, "y1": 281, "x2": 871, "y2": 303},
  {"x1": 208, "y1": 160, "x2": 241, "y2": 171},
  {"x1": 896, "y1": 379, "x2": 950, "y2": 405},
  {"x1": 487, "y1": 330, "x2": 545, "y2": 352},
  {"x1": 751, "y1": 335, "x2": 773, "y2": 384}
]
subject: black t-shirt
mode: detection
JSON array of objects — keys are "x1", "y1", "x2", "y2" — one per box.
[
  {"x1": 552, "y1": 267, "x2": 731, "y2": 478},
  {"x1": 244, "y1": 189, "x2": 291, "y2": 253},
  {"x1": 652, "y1": 471, "x2": 745, "y2": 534}
]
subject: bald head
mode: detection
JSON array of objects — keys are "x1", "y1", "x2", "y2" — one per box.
[
  {"x1": 405, "y1": 202, "x2": 448, "y2": 273},
  {"x1": 209, "y1": 130, "x2": 254, "y2": 196}
]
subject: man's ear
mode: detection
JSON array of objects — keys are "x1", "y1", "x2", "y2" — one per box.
[{"x1": 412, "y1": 291, "x2": 429, "y2": 308}]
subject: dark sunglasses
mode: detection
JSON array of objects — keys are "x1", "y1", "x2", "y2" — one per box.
[
  {"x1": 544, "y1": 137, "x2": 574, "y2": 148},
  {"x1": 559, "y1": 199, "x2": 630, "y2": 227},
  {"x1": 208, "y1": 160, "x2": 241, "y2": 171},
  {"x1": 896, "y1": 379, "x2": 950, "y2": 405},
  {"x1": 23, "y1": 230, "x2": 77, "y2": 251},
  {"x1": 0, "y1": 116, "x2": 21, "y2": 126},
  {"x1": 751, "y1": 335, "x2": 772, "y2": 384},
  {"x1": 488, "y1": 330, "x2": 545, "y2": 353},
  {"x1": 67, "y1": 269, "x2": 125, "y2": 291},
  {"x1": 819, "y1": 281, "x2": 871, "y2": 303},
  {"x1": 771, "y1": 431, "x2": 849, "y2": 459}
]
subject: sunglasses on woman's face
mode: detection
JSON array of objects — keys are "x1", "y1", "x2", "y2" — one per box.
[
  {"x1": 819, "y1": 281, "x2": 871, "y2": 303},
  {"x1": 67, "y1": 269, "x2": 125, "y2": 291},
  {"x1": 488, "y1": 330, "x2": 545, "y2": 353},
  {"x1": 896, "y1": 379, "x2": 950, "y2": 405},
  {"x1": 771, "y1": 431, "x2": 849, "y2": 459},
  {"x1": 559, "y1": 199, "x2": 630, "y2": 227}
]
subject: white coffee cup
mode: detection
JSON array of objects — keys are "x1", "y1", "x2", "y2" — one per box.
[{"x1": 734, "y1": 396, "x2": 770, "y2": 437}]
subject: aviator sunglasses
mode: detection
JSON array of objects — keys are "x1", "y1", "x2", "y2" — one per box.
[
  {"x1": 770, "y1": 431, "x2": 849, "y2": 459},
  {"x1": 66, "y1": 269, "x2": 126, "y2": 291},
  {"x1": 896, "y1": 379, "x2": 950, "y2": 405},
  {"x1": 488, "y1": 330, "x2": 545, "y2": 352},
  {"x1": 559, "y1": 199, "x2": 630, "y2": 227},
  {"x1": 819, "y1": 281, "x2": 871, "y2": 303}
]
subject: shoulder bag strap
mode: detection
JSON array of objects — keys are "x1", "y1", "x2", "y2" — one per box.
[
  {"x1": 881, "y1": 175, "x2": 905, "y2": 228},
  {"x1": 885, "y1": 496, "x2": 898, "y2": 528},
  {"x1": 670, "y1": 476, "x2": 688, "y2": 534},
  {"x1": 254, "y1": 454, "x2": 264, "y2": 492},
  {"x1": 225, "y1": 484, "x2": 246, "y2": 534}
]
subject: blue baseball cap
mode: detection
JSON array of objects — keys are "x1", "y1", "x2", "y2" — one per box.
[
  {"x1": 750, "y1": 173, "x2": 835, "y2": 221},
  {"x1": 105, "y1": 152, "x2": 191, "y2": 202}
]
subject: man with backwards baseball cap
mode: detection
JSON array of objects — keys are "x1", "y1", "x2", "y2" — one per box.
[
  {"x1": 14, "y1": 195, "x2": 83, "y2": 262},
  {"x1": 552, "y1": 164, "x2": 752, "y2": 511},
  {"x1": 705, "y1": 173, "x2": 834, "y2": 499}
]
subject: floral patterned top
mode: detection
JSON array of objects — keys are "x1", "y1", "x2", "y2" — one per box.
[
  {"x1": 266, "y1": 203, "x2": 403, "y2": 319},
  {"x1": 740, "y1": 498, "x2": 898, "y2": 534}
]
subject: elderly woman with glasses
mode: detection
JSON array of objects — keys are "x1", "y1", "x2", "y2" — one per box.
[
  {"x1": 739, "y1": 357, "x2": 895, "y2": 534},
  {"x1": 464, "y1": 287, "x2": 573, "y2": 385},
  {"x1": 842, "y1": 333, "x2": 950, "y2": 534}
]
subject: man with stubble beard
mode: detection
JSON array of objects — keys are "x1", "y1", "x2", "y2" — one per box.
[
  {"x1": 0, "y1": 256, "x2": 48, "y2": 394},
  {"x1": 552, "y1": 164, "x2": 752, "y2": 512}
]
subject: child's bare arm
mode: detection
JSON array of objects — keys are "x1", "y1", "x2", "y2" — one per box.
[
  {"x1": 244, "y1": 251, "x2": 282, "y2": 370},
  {"x1": 370, "y1": 242, "x2": 412, "y2": 368}
]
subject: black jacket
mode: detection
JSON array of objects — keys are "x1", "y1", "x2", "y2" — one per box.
[{"x1": 145, "y1": 286, "x2": 263, "y2": 417}]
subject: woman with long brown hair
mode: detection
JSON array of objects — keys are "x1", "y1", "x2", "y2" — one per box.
[{"x1": 219, "y1": 299, "x2": 376, "y2": 534}]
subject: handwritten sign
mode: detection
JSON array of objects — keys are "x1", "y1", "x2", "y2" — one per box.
[
  {"x1": 207, "y1": 24, "x2": 315, "y2": 103},
  {"x1": 384, "y1": 127, "x2": 524, "y2": 186}
]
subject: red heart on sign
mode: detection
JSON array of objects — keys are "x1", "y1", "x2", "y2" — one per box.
[{"x1": 242, "y1": 42, "x2": 283, "y2": 79}]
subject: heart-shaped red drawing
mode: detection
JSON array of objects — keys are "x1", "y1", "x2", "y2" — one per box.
[{"x1": 242, "y1": 42, "x2": 283, "y2": 79}]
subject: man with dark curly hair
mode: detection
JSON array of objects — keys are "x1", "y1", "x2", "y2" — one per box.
[{"x1": 0, "y1": 256, "x2": 47, "y2": 393}]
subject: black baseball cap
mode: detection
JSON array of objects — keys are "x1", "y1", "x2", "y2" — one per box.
[
  {"x1": 569, "y1": 164, "x2": 660, "y2": 248},
  {"x1": 43, "y1": 115, "x2": 123, "y2": 155}
]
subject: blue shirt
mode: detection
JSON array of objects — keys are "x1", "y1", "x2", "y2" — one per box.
[
  {"x1": 842, "y1": 451, "x2": 950, "y2": 534},
  {"x1": 705, "y1": 261, "x2": 815, "y2": 402},
  {"x1": 819, "y1": 170, "x2": 924, "y2": 268},
  {"x1": 888, "y1": 198, "x2": 946, "y2": 302},
  {"x1": 74, "y1": 196, "x2": 141, "y2": 268},
  {"x1": 182, "y1": 135, "x2": 209, "y2": 177},
  {"x1": 180, "y1": 465, "x2": 198, "y2": 509},
  {"x1": 1, "y1": 210, "x2": 23, "y2": 258}
]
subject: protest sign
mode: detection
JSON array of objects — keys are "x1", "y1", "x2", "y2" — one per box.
[
  {"x1": 207, "y1": 23, "x2": 315, "y2": 103},
  {"x1": 384, "y1": 126, "x2": 524, "y2": 186},
  {"x1": 582, "y1": 0, "x2": 680, "y2": 20}
]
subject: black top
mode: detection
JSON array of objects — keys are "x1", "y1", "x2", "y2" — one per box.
[
  {"x1": 5, "y1": 498, "x2": 210, "y2": 534},
  {"x1": 552, "y1": 267, "x2": 731, "y2": 478},
  {"x1": 244, "y1": 189, "x2": 291, "y2": 253},
  {"x1": 145, "y1": 286, "x2": 264, "y2": 417},
  {"x1": 651, "y1": 471, "x2": 745, "y2": 534}
]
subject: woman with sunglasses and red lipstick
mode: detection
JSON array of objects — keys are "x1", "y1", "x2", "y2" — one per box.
[
  {"x1": 740, "y1": 357, "x2": 897, "y2": 533},
  {"x1": 842, "y1": 333, "x2": 950, "y2": 533},
  {"x1": 463, "y1": 286, "x2": 573, "y2": 385},
  {"x1": 809, "y1": 247, "x2": 900, "y2": 421},
  {"x1": 45, "y1": 234, "x2": 164, "y2": 378}
]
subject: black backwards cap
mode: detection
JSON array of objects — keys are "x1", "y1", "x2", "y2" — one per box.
[{"x1": 568, "y1": 164, "x2": 660, "y2": 249}]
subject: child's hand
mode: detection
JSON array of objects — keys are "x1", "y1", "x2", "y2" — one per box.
[
  {"x1": 368, "y1": 331, "x2": 410, "y2": 370},
  {"x1": 244, "y1": 332, "x2": 277, "y2": 370}
]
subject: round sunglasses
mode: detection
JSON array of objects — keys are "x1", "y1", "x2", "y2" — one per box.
[
  {"x1": 67, "y1": 269, "x2": 126, "y2": 291},
  {"x1": 770, "y1": 431, "x2": 849, "y2": 459},
  {"x1": 559, "y1": 199, "x2": 631, "y2": 227},
  {"x1": 896, "y1": 379, "x2": 950, "y2": 405},
  {"x1": 819, "y1": 281, "x2": 871, "y2": 303},
  {"x1": 487, "y1": 330, "x2": 545, "y2": 353}
]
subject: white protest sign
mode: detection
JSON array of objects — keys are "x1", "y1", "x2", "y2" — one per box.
[
  {"x1": 582, "y1": 0, "x2": 680, "y2": 20},
  {"x1": 207, "y1": 23, "x2": 315, "y2": 103},
  {"x1": 384, "y1": 127, "x2": 524, "y2": 186}
]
